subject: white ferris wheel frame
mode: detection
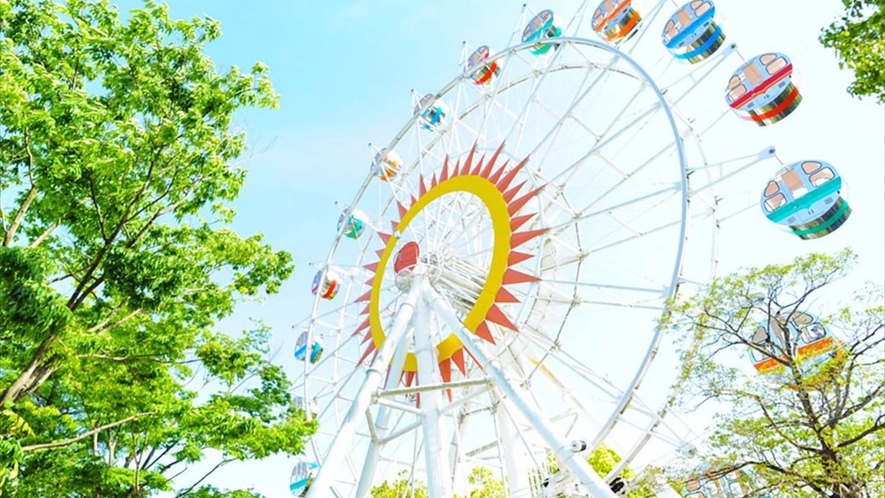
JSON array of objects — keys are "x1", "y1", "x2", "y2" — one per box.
[{"x1": 295, "y1": 1, "x2": 782, "y2": 496}]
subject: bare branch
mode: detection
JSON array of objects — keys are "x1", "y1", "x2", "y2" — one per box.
[
  {"x1": 174, "y1": 458, "x2": 234, "y2": 497},
  {"x1": 22, "y1": 412, "x2": 154, "y2": 452},
  {"x1": 836, "y1": 413, "x2": 885, "y2": 448},
  {"x1": 87, "y1": 309, "x2": 143, "y2": 334},
  {"x1": 29, "y1": 221, "x2": 58, "y2": 248},
  {"x1": 3, "y1": 133, "x2": 39, "y2": 247}
]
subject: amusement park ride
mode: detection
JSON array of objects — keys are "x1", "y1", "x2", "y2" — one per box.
[{"x1": 290, "y1": 0, "x2": 851, "y2": 496}]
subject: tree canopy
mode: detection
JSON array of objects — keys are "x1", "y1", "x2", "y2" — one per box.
[
  {"x1": 0, "y1": 0, "x2": 314, "y2": 496},
  {"x1": 369, "y1": 444, "x2": 656, "y2": 497},
  {"x1": 820, "y1": 0, "x2": 885, "y2": 102},
  {"x1": 665, "y1": 250, "x2": 884, "y2": 498}
]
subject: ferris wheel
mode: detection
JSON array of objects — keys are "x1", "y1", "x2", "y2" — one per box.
[{"x1": 290, "y1": 1, "x2": 849, "y2": 497}]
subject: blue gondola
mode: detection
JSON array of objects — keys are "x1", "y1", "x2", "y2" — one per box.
[
  {"x1": 338, "y1": 208, "x2": 369, "y2": 239},
  {"x1": 414, "y1": 94, "x2": 448, "y2": 131},
  {"x1": 522, "y1": 10, "x2": 562, "y2": 55},
  {"x1": 662, "y1": 1, "x2": 725, "y2": 63},
  {"x1": 726, "y1": 52, "x2": 802, "y2": 126},
  {"x1": 760, "y1": 160, "x2": 851, "y2": 240},
  {"x1": 290, "y1": 459, "x2": 319, "y2": 497},
  {"x1": 294, "y1": 331, "x2": 324, "y2": 364}
]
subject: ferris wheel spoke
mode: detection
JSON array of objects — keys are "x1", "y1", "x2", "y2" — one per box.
[
  {"x1": 520, "y1": 60, "x2": 611, "y2": 158},
  {"x1": 585, "y1": 208, "x2": 708, "y2": 255},
  {"x1": 503, "y1": 47, "x2": 575, "y2": 152},
  {"x1": 549, "y1": 184, "x2": 680, "y2": 236}
]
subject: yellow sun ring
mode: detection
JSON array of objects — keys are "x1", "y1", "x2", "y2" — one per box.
[{"x1": 369, "y1": 175, "x2": 513, "y2": 372}]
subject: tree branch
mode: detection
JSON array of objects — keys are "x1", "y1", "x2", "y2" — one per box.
[
  {"x1": 29, "y1": 221, "x2": 58, "y2": 248},
  {"x1": 3, "y1": 132, "x2": 39, "y2": 247},
  {"x1": 87, "y1": 308, "x2": 143, "y2": 334},
  {"x1": 836, "y1": 413, "x2": 885, "y2": 448},
  {"x1": 21, "y1": 412, "x2": 154, "y2": 452},
  {"x1": 175, "y1": 458, "x2": 234, "y2": 497}
]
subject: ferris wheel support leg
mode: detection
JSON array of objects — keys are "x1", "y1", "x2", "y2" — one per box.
[
  {"x1": 354, "y1": 324, "x2": 414, "y2": 498},
  {"x1": 414, "y1": 291, "x2": 454, "y2": 498},
  {"x1": 425, "y1": 285, "x2": 618, "y2": 498},
  {"x1": 306, "y1": 281, "x2": 422, "y2": 498}
]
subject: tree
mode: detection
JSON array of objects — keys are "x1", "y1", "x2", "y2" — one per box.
[
  {"x1": 820, "y1": 0, "x2": 885, "y2": 102},
  {"x1": 0, "y1": 0, "x2": 315, "y2": 496},
  {"x1": 370, "y1": 470, "x2": 429, "y2": 498},
  {"x1": 465, "y1": 467, "x2": 505, "y2": 498},
  {"x1": 664, "y1": 250, "x2": 885, "y2": 497}
]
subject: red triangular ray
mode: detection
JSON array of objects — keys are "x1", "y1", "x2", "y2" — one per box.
[
  {"x1": 463, "y1": 143, "x2": 478, "y2": 175},
  {"x1": 488, "y1": 159, "x2": 509, "y2": 184},
  {"x1": 358, "y1": 342, "x2": 376, "y2": 364},
  {"x1": 503, "y1": 181, "x2": 528, "y2": 203},
  {"x1": 503, "y1": 268, "x2": 541, "y2": 284},
  {"x1": 431, "y1": 173, "x2": 439, "y2": 188},
  {"x1": 481, "y1": 144, "x2": 504, "y2": 178},
  {"x1": 354, "y1": 317, "x2": 371, "y2": 335},
  {"x1": 471, "y1": 155, "x2": 485, "y2": 176},
  {"x1": 497, "y1": 156, "x2": 529, "y2": 192},
  {"x1": 511, "y1": 213, "x2": 536, "y2": 232},
  {"x1": 508, "y1": 187, "x2": 545, "y2": 216},
  {"x1": 419, "y1": 175, "x2": 427, "y2": 196},
  {"x1": 465, "y1": 348, "x2": 483, "y2": 370},
  {"x1": 411, "y1": 194, "x2": 418, "y2": 205},
  {"x1": 390, "y1": 220, "x2": 399, "y2": 231},
  {"x1": 404, "y1": 371, "x2": 416, "y2": 387},
  {"x1": 486, "y1": 141, "x2": 506, "y2": 173},
  {"x1": 378, "y1": 232, "x2": 391, "y2": 244},
  {"x1": 359, "y1": 303, "x2": 370, "y2": 316},
  {"x1": 364, "y1": 262, "x2": 379, "y2": 272},
  {"x1": 495, "y1": 287, "x2": 520, "y2": 303},
  {"x1": 440, "y1": 157, "x2": 451, "y2": 181},
  {"x1": 451, "y1": 348, "x2": 467, "y2": 375},
  {"x1": 365, "y1": 277, "x2": 376, "y2": 286},
  {"x1": 459, "y1": 157, "x2": 471, "y2": 176},
  {"x1": 375, "y1": 249, "x2": 385, "y2": 258},
  {"x1": 508, "y1": 251, "x2": 534, "y2": 266},
  {"x1": 397, "y1": 201, "x2": 408, "y2": 218},
  {"x1": 439, "y1": 358, "x2": 452, "y2": 382},
  {"x1": 361, "y1": 330, "x2": 373, "y2": 344},
  {"x1": 355, "y1": 289, "x2": 373, "y2": 302},
  {"x1": 511, "y1": 228, "x2": 549, "y2": 249},
  {"x1": 485, "y1": 305, "x2": 518, "y2": 331},
  {"x1": 474, "y1": 321, "x2": 496, "y2": 345},
  {"x1": 438, "y1": 358, "x2": 453, "y2": 402},
  {"x1": 416, "y1": 392, "x2": 421, "y2": 408}
]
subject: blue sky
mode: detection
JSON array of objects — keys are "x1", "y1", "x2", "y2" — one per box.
[{"x1": 117, "y1": 1, "x2": 885, "y2": 496}]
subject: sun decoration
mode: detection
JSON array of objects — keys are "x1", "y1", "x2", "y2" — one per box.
[{"x1": 353, "y1": 142, "x2": 547, "y2": 399}]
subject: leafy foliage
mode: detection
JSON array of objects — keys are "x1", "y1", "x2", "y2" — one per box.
[
  {"x1": 664, "y1": 250, "x2": 885, "y2": 498},
  {"x1": 370, "y1": 469, "x2": 429, "y2": 498},
  {"x1": 820, "y1": 0, "x2": 885, "y2": 102},
  {"x1": 0, "y1": 0, "x2": 314, "y2": 496}
]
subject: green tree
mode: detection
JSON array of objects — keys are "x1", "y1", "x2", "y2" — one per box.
[
  {"x1": 0, "y1": 0, "x2": 314, "y2": 496},
  {"x1": 664, "y1": 250, "x2": 885, "y2": 498},
  {"x1": 465, "y1": 467, "x2": 505, "y2": 498},
  {"x1": 820, "y1": 0, "x2": 885, "y2": 102},
  {"x1": 529, "y1": 446, "x2": 657, "y2": 497},
  {"x1": 370, "y1": 470, "x2": 429, "y2": 498}
]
